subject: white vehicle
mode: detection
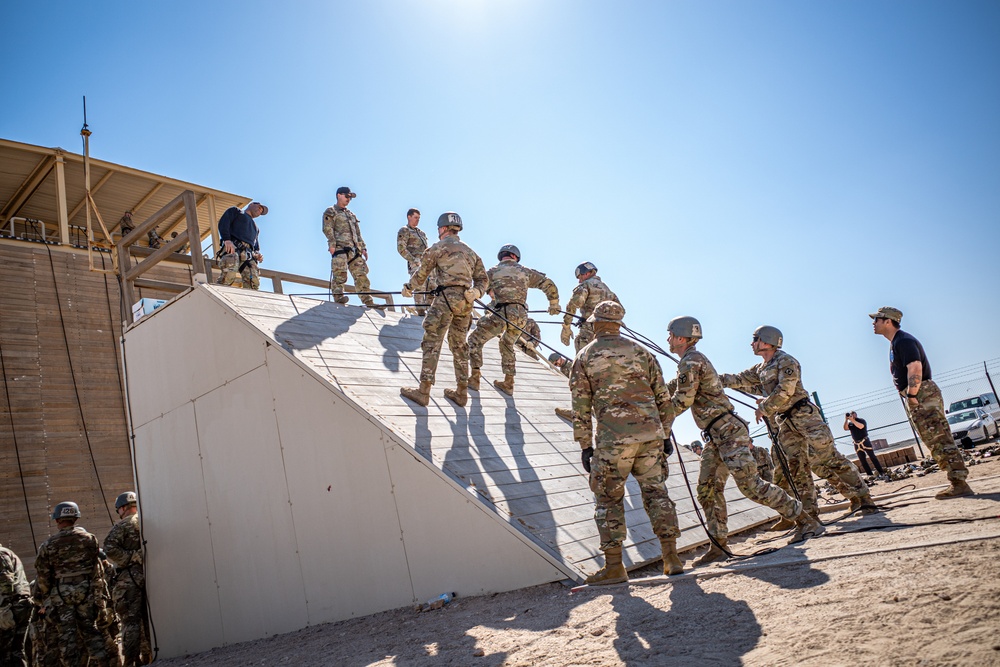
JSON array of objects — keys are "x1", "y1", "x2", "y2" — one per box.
[
  {"x1": 947, "y1": 408, "x2": 998, "y2": 447},
  {"x1": 947, "y1": 392, "x2": 1000, "y2": 422}
]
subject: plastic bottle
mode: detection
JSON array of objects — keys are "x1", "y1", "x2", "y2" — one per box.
[{"x1": 422, "y1": 592, "x2": 456, "y2": 611}]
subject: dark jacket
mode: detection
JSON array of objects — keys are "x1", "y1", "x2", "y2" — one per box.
[{"x1": 218, "y1": 207, "x2": 260, "y2": 251}]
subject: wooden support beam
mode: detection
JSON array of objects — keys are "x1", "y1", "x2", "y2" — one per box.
[
  {"x1": 161, "y1": 192, "x2": 208, "y2": 240},
  {"x1": 0, "y1": 154, "x2": 55, "y2": 223},
  {"x1": 124, "y1": 231, "x2": 190, "y2": 281},
  {"x1": 54, "y1": 155, "x2": 69, "y2": 244},
  {"x1": 127, "y1": 183, "x2": 164, "y2": 223},
  {"x1": 183, "y1": 191, "x2": 206, "y2": 278},
  {"x1": 206, "y1": 195, "x2": 220, "y2": 260},
  {"x1": 68, "y1": 170, "x2": 114, "y2": 223},
  {"x1": 118, "y1": 194, "x2": 185, "y2": 249},
  {"x1": 131, "y1": 278, "x2": 189, "y2": 293}
]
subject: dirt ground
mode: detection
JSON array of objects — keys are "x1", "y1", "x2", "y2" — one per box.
[{"x1": 159, "y1": 457, "x2": 1000, "y2": 667}]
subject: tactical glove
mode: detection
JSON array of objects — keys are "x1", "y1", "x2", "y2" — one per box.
[
  {"x1": 560, "y1": 324, "x2": 574, "y2": 346},
  {"x1": 464, "y1": 287, "x2": 482, "y2": 305},
  {"x1": 663, "y1": 435, "x2": 674, "y2": 458},
  {"x1": 0, "y1": 605, "x2": 14, "y2": 631},
  {"x1": 581, "y1": 447, "x2": 594, "y2": 473},
  {"x1": 401, "y1": 283, "x2": 413, "y2": 298},
  {"x1": 548, "y1": 301, "x2": 561, "y2": 316}
]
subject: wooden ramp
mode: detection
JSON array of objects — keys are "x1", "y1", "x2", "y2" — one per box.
[{"x1": 123, "y1": 284, "x2": 775, "y2": 657}]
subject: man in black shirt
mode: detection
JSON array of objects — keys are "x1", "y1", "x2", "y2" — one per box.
[
  {"x1": 217, "y1": 201, "x2": 268, "y2": 289},
  {"x1": 843, "y1": 412, "x2": 886, "y2": 477},
  {"x1": 871, "y1": 306, "x2": 972, "y2": 498}
]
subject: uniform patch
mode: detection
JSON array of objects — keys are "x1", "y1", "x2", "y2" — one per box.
[
  {"x1": 679, "y1": 374, "x2": 688, "y2": 384},
  {"x1": 784, "y1": 368, "x2": 794, "y2": 376}
]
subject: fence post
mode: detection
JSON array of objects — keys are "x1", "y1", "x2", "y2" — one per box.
[
  {"x1": 984, "y1": 361, "x2": 999, "y2": 406},
  {"x1": 812, "y1": 391, "x2": 827, "y2": 423},
  {"x1": 899, "y1": 394, "x2": 927, "y2": 458}
]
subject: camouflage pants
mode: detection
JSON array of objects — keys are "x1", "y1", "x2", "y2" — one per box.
[
  {"x1": 904, "y1": 380, "x2": 968, "y2": 482},
  {"x1": 780, "y1": 406, "x2": 869, "y2": 502},
  {"x1": 330, "y1": 250, "x2": 373, "y2": 305},
  {"x1": 0, "y1": 597, "x2": 30, "y2": 667},
  {"x1": 767, "y1": 428, "x2": 817, "y2": 521},
  {"x1": 408, "y1": 262, "x2": 436, "y2": 312},
  {"x1": 590, "y1": 439, "x2": 680, "y2": 551},
  {"x1": 218, "y1": 249, "x2": 260, "y2": 290},
  {"x1": 419, "y1": 287, "x2": 473, "y2": 385},
  {"x1": 468, "y1": 304, "x2": 527, "y2": 376},
  {"x1": 752, "y1": 447, "x2": 774, "y2": 483},
  {"x1": 698, "y1": 416, "x2": 798, "y2": 541},
  {"x1": 47, "y1": 591, "x2": 111, "y2": 667},
  {"x1": 574, "y1": 323, "x2": 596, "y2": 352},
  {"x1": 113, "y1": 574, "x2": 150, "y2": 666}
]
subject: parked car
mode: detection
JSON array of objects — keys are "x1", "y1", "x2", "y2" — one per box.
[
  {"x1": 947, "y1": 408, "x2": 998, "y2": 448},
  {"x1": 947, "y1": 392, "x2": 1000, "y2": 422}
]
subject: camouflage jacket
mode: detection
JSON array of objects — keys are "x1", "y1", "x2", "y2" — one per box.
[
  {"x1": 570, "y1": 333, "x2": 673, "y2": 449},
  {"x1": 518, "y1": 318, "x2": 541, "y2": 345},
  {"x1": 486, "y1": 259, "x2": 559, "y2": 306},
  {"x1": 666, "y1": 346, "x2": 734, "y2": 430},
  {"x1": 558, "y1": 361, "x2": 571, "y2": 378},
  {"x1": 719, "y1": 349, "x2": 809, "y2": 419},
  {"x1": 33, "y1": 526, "x2": 102, "y2": 600},
  {"x1": 752, "y1": 445, "x2": 773, "y2": 472},
  {"x1": 0, "y1": 544, "x2": 30, "y2": 601},
  {"x1": 322, "y1": 205, "x2": 366, "y2": 252},
  {"x1": 563, "y1": 275, "x2": 619, "y2": 325},
  {"x1": 397, "y1": 225, "x2": 428, "y2": 269},
  {"x1": 409, "y1": 234, "x2": 488, "y2": 294},
  {"x1": 104, "y1": 514, "x2": 143, "y2": 572}
]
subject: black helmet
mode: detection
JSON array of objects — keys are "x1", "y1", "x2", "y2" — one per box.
[
  {"x1": 115, "y1": 491, "x2": 137, "y2": 510},
  {"x1": 52, "y1": 501, "x2": 81, "y2": 521},
  {"x1": 436, "y1": 212, "x2": 463, "y2": 230},
  {"x1": 497, "y1": 244, "x2": 521, "y2": 261},
  {"x1": 575, "y1": 262, "x2": 597, "y2": 278}
]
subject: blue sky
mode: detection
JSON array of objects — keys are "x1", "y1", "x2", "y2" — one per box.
[{"x1": 3, "y1": 1, "x2": 998, "y2": 447}]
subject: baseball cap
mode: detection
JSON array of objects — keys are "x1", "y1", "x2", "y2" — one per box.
[
  {"x1": 588, "y1": 300, "x2": 625, "y2": 323},
  {"x1": 250, "y1": 202, "x2": 268, "y2": 215},
  {"x1": 336, "y1": 187, "x2": 357, "y2": 198},
  {"x1": 869, "y1": 306, "x2": 902, "y2": 323}
]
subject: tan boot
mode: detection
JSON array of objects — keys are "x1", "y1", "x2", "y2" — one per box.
[
  {"x1": 444, "y1": 382, "x2": 469, "y2": 407},
  {"x1": 787, "y1": 516, "x2": 825, "y2": 544},
  {"x1": 400, "y1": 381, "x2": 432, "y2": 407},
  {"x1": 468, "y1": 368, "x2": 481, "y2": 392},
  {"x1": 770, "y1": 517, "x2": 796, "y2": 531},
  {"x1": 935, "y1": 480, "x2": 974, "y2": 499},
  {"x1": 555, "y1": 407, "x2": 573, "y2": 421},
  {"x1": 334, "y1": 295, "x2": 350, "y2": 305},
  {"x1": 660, "y1": 538, "x2": 684, "y2": 576},
  {"x1": 493, "y1": 374, "x2": 515, "y2": 396},
  {"x1": 585, "y1": 547, "x2": 628, "y2": 586},
  {"x1": 694, "y1": 539, "x2": 728, "y2": 567},
  {"x1": 855, "y1": 492, "x2": 879, "y2": 514}
]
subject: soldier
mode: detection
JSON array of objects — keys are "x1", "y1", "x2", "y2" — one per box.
[
  {"x1": 664, "y1": 316, "x2": 802, "y2": 566},
  {"x1": 571, "y1": 301, "x2": 684, "y2": 584},
  {"x1": 322, "y1": 186, "x2": 376, "y2": 307},
  {"x1": 104, "y1": 492, "x2": 150, "y2": 667},
  {"x1": 561, "y1": 262, "x2": 620, "y2": 351},
  {"x1": 750, "y1": 443, "x2": 774, "y2": 483},
  {"x1": 1, "y1": 542, "x2": 31, "y2": 667},
  {"x1": 720, "y1": 326, "x2": 877, "y2": 541},
  {"x1": 33, "y1": 502, "x2": 113, "y2": 667},
  {"x1": 515, "y1": 317, "x2": 541, "y2": 359},
  {"x1": 467, "y1": 245, "x2": 560, "y2": 395},
  {"x1": 397, "y1": 208, "x2": 434, "y2": 315},
  {"x1": 400, "y1": 212, "x2": 489, "y2": 408},
  {"x1": 549, "y1": 351, "x2": 571, "y2": 379},
  {"x1": 217, "y1": 201, "x2": 268, "y2": 290},
  {"x1": 871, "y1": 306, "x2": 973, "y2": 498}
]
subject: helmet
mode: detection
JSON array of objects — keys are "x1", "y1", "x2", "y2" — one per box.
[
  {"x1": 667, "y1": 316, "x2": 703, "y2": 340},
  {"x1": 548, "y1": 352, "x2": 563, "y2": 363},
  {"x1": 52, "y1": 502, "x2": 81, "y2": 521},
  {"x1": 575, "y1": 262, "x2": 597, "y2": 278},
  {"x1": 115, "y1": 491, "x2": 138, "y2": 509},
  {"x1": 587, "y1": 300, "x2": 625, "y2": 323},
  {"x1": 497, "y1": 244, "x2": 520, "y2": 261},
  {"x1": 436, "y1": 212, "x2": 463, "y2": 229},
  {"x1": 753, "y1": 325, "x2": 783, "y2": 348}
]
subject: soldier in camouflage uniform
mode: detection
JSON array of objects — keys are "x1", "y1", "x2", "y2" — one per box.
[
  {"x1": 33, "y1": 502, "x2": 113, "y2": 667},
  {"x1": 871, "y1": 306, "x2": 973, "y2": 498},
  {"x1": 750, "y1": 444, "x2": 774, "y2": 483},
  {"x1": 1, "y1": 543, "x2": 31, "y2": 667},
  {"x1": 323, "y1": 186, "x2": 376, "y2": 307},
  {"x1": 400, "y1": 212, "x2": 489, "y2": 408},
  {"x1": 549, "y1": 352, "x2": 574, "y2": 421},
  {"x1": 720, "y1": 326, "x2": 877, "y2": 542},
  {"x1": 104, "y1": 492, "x2": 150, "y2": 666},
  {"x1": 468, "y1": 245, "x2": 561, "y2": 396},
  {"x1": 397, "y1": 208, "x2": 435, "y2": 315},
  {"x1": 561, "y1": 262, "x2": 620, "y2": 352},
  {"x1": 664, "y1": 317, "x2": 802, "y2": 566},
  {"x1": 515, "y1": 317, "x2": 541, "y2": 359},
  {"x1": 570, "y1": 301, "x2": 684, "y2": 584},
  {"x1": 217, "y1": 201, "x2": 267, "y2": 290}
]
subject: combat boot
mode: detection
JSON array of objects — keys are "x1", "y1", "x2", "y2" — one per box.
[
  {"x1": 935, "y1": 480, "x2": 974, "y2": 499},
  {"x1": 694, "y1": 539, "x2": 728, "y2": 567},
  {"x1": 334, "y1": 295, "x2": 350, "y2": 305},
  {"x1": 660, "y1": 537, "x2": 684, "y2": 576},
  {"x1": 855, "y1": 492, "x2": 879, "y2": 514},
  {"x1": 468, "y1": 368, "x2": 481, "y2": 391},
  {"x1": 494, "y1": 374, "x2": 515, "y2": 396},
  {"x1": 585, "y1": 547, "x2": 628, "y2": 586},
  {"x1": 555, "y1": 407, "x2": 573, "y2": 421},
  {"x1": 444, "y1": 382, "x2": 469, "y2": 407},
  {"x1": 770, "y1": 517, "x2": 796, "y2": 531},
  {"x1": 400, "y1": 381, "x2": 432, "y2": 407},
  {"x1": 787, "y1": 516, "x2": 825, "y2": 545}
]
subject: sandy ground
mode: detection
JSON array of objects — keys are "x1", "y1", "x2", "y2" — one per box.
[{"x1": 159, "y1": 456, "x2": 1000, "y2": 667}]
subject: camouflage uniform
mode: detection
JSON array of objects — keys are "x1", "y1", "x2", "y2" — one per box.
[
  {"x1": 563, "y1": 275, "x2": 620, "y2": 351},
  {"x1": 397, "y1": 225, "x2": 435, "y2": 311},
  {"x1": 557, "y1": 360, "x2": 571, "y2": 379},
  {"x1": 751, "y1": 446, "x2": 774, "y2": 483},
  {"x1": 408, "y1": 234, "x2": 488, "y2": 385},
  {"x1": 469, "y1": 261, "x2": 559, "y2": 376},
  {"x1": 104, "y1": 514, "x2": 150, "y2": 666},
  {"x1": 515, "y1": 318, "x2": 541, "y2": 359},
  {"x1": 570, "y1": 333, "x2": 680, "y2": 550},
  {"x1": 218, "y1": 248, "x2": 261, "y2": 290},
  {"x1": 720, "y1": 349, "x2": 870, "y2": 514},
  {"x1": 33, "y1": 526, "x2": 112, "y2": 667},
  {"x1": 1, "y1": 544, "x2": 31, "y2": 667},
  {"x1": 903, "y1": 379, "x2": 968, "y2": 482},
  {"x1": 668, "y1": 346, "x2": 798, "y2": 542},
  {"x1": 322, "y1": 204, "x2": 374, "y2": 305}
]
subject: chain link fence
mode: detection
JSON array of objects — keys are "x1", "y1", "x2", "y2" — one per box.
[{"x1": 748, "y1": 357, "x2": 1000, "y2": 460}]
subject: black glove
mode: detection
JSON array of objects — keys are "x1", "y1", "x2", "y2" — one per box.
[
  {"x1": 663, "y1": 435, "x2": 674, "y2": 458},
  {"x1": 581, "y1": 447, "x2": 594, "y2": 473}
]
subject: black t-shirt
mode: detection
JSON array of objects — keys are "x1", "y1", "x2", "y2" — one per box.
[
  {"x1": 889, "y1": 329, "x2": 932, "y2": 391},
  {"x1": 848, "y1": 417, "x2": 868, "y2": 441}
]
